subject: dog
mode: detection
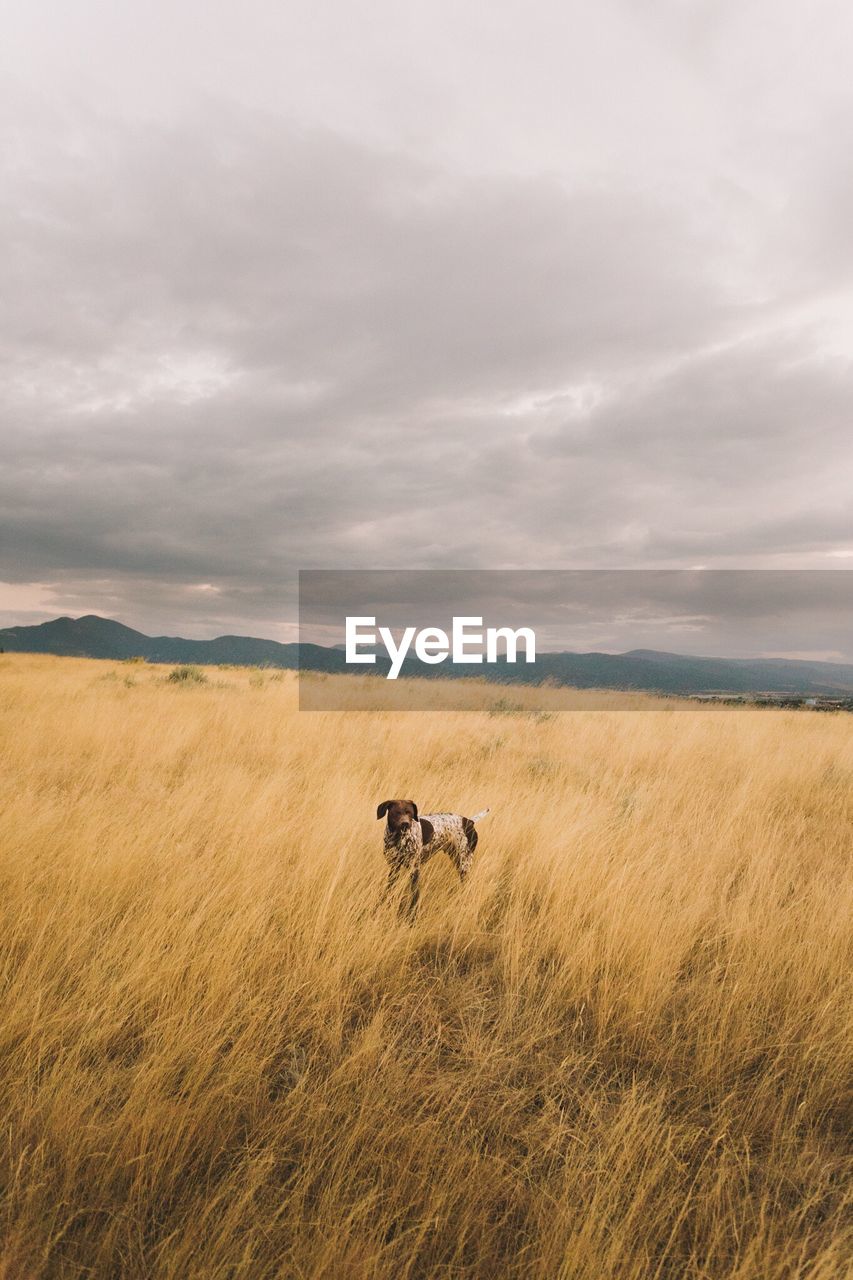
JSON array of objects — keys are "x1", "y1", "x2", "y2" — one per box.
[{"x1": 377, "y1": 799, "x2": 490, "y2": 918}]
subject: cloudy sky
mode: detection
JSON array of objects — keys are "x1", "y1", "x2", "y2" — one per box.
[{"x1": 2, "y1": 0, "x2": 852, "y2": 649}]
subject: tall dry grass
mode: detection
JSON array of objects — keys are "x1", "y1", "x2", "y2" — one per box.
[{"x1": 0, "y1": 653, "x2": 850, "y2": 1279}]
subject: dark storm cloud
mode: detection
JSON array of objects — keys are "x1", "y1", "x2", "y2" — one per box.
[{"x1": 1, "y1": 1, "x2": 852, "y2": 645}]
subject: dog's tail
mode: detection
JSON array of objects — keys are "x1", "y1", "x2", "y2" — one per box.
[{"x1": 470, "y1": 808, "x2": 491, "y2": 822}]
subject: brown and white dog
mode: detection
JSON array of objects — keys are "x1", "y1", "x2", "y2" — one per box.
[{"x1": 377, "y1": 799, "x2": 490, "y2": 918}]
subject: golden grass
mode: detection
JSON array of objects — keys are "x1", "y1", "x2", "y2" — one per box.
[{"x1": 0, "y1": 653, "x2": 851, "y2": 1279}]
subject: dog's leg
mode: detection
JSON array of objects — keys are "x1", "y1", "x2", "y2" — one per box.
[
  {"x1": 403, "y1": 867, "x2": 421, "y2": 921},
  {"x1": 383, "y1": 862, "x2": 403, "y2": 904},
  {"x1": 454, "y1": 850, "x2": 473, "y2": 884},
  {"x1": 455, "y1": 822, "x2": 478, "y2": 884}
]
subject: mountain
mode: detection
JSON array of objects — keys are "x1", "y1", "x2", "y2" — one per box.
[
  {"x1": 2, "y1": 615, "x2": 853, "y2": 696},
  {"x1": 0, "y1": 615, "x2": 349, "y2": 673}
]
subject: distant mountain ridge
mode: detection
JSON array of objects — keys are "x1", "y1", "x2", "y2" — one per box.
[
  {"x1": 3, "y1": 614, "x2": 853, "y2": 696},
  {"x1": 0, "y1": 614, "x2": 347, "y2": 673}
]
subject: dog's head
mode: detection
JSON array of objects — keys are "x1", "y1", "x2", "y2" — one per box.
[
  {"x1": 377, "y1": 798, "x2": 418, "y2": 837},
  {"x1": 376, "y1": 799, "x2": 433, "y2": 844}
]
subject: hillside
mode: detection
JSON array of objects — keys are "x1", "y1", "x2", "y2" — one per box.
[{"x1": 0, "y1": 614, "x2": 348, "y2": 673}]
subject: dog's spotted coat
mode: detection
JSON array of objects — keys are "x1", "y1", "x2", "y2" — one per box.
[{"x1": 377, "y1": 799, "x2": 489, "y2": 918}]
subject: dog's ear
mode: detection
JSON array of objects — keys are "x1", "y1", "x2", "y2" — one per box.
[
  {"x1": 419, "y1": 818, "x2": 434, "y2": 844},
  {"x1": 377, "y1": 800, "x2": 393, "y2": 820},
  {"x1": 410, "y1": 801, "x2": 419, "y2": 821}
]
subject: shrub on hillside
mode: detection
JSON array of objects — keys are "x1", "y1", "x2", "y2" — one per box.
[{"x1": 167, "y1": 665, "x2": 207, "y2": 684}]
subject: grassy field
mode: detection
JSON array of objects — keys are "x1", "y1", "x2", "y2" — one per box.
[{"x1": 0, "y1": 654, "x2": 850, "y2": 1279}]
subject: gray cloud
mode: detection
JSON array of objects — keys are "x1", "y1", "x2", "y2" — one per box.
[
  {"x1": 1, "y1": 2, "x2": 852, "y2": 645},
  {"x1": 300, "y1": 569, "x2": 853, "y2": 660}
]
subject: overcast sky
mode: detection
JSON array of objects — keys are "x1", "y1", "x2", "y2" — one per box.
[{"x1": 2, "y1": 1, "x2": 852, "y2": 652}]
